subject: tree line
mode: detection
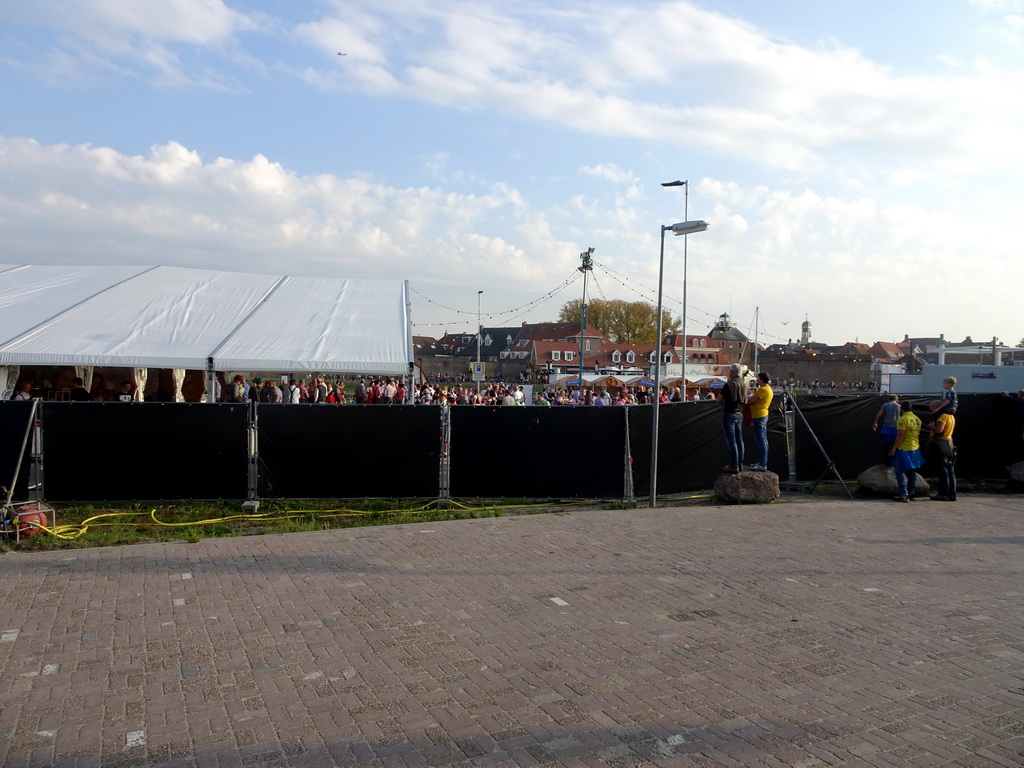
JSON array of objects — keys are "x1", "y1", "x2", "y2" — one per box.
[{"x1": 558, "y1": 299, "x2": 680, "y2": 345}]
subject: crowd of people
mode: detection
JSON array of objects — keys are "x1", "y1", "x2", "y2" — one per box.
[
  {"x1": 218, "y1": 376, "x2": 736, "y2": 407},
  {"x1": 878, "y1": 377, "x2": 959, "y2": 503},
  {"x1": 223, "y1": 376, "x2": 411, "y2": 405},
  {"x1": 787, "y1": 379, "x2": 878, "y2": 392}
]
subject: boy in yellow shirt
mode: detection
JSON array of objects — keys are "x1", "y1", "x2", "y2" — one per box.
[{"x1": 890, "y1": 400, "x2": 922, "y2": 502}]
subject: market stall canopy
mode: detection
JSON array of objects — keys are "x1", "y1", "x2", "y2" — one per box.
[
  {"x1": 693, "y1": 377, "x2": 727, "y2": 387},
  {"x1": 621, "y1": 376, "x2": 655, "y2": 387},
  {"x1": 0, "y1": 265, "x2": 411, "y2": 375}
]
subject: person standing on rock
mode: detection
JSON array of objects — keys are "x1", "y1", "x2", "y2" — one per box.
[
  {"x1": 890, "y1": 400, "x2": 923, "y2": 502},
  {"x1": 746, "y1": 372, "x2": 773, "y2": 471},
  {"x1": 721, "y1": 364, "x2": 747, "y2": 474},
  {"x1": 872, "y1": 394, "x2": 901, "y2": 465}
]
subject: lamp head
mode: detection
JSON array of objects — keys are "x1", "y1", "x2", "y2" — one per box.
[
  {"x1": 667, "y1": 220, "x2": 709, "y2": 236},
  {"x1": 661, "y1": 180, "x2": 687, "y2": 187}
]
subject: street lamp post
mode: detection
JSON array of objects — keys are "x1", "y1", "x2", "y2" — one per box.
[
  {"x1": 476, "y1": 290, "x2": 483, "y2": 392},
  {"x1": 649, "y1": 219, "x2": 708, "y2": 507},
  {"x1": 661, "y1": 180, "x2": 689, "y2": 389}
]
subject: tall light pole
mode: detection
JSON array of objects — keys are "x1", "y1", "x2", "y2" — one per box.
[
  {"x1": 662, "y1": 180, "x2": 689, "y2": 391},
  {"x1": 476, "y1": 290, "x2": 483, "y2": 392},
  {"x1": 649, "y1": 219, "x2": 708, "y2": 507},
  {"x1": 578, "y1": 247, "x2": 594, "y2": 396}
]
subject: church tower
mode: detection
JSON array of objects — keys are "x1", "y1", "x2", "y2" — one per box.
[{"x1": 801, "y1": 315, "x2": 812, "y2": 345}]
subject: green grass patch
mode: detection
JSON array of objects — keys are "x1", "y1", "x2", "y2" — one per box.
[{"x1": 0, "y1": 498, "x2": 590, "y2": 552}]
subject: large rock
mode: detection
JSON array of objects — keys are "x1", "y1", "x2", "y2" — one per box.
[
  {"x1": 714, "y1": 471, "x2": 781, "y2": 504},
  {"x1": 1008, "y1": 461, "x2": 1024, "y2": 482},
  {"x1": 857, "y1": 464, "x2": 930, "y2": 496}
]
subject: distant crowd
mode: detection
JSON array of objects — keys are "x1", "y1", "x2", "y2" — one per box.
[
  {"x1": 11, "y1": 373, "x2": 879, "y2": 405},
  {"x1": 224, "y1": 376, "x2": 406, "y2": 404},
  {"x1": 791, "y1": 379, "x2": 878, "y2": 392},
  {"x1": 221, "y1": 377, "x2": 726, "y2": 406}
]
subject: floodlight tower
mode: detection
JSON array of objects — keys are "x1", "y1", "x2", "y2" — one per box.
[
  {"x1": 578, "y1": 247, "x2": 594, "y2": 393},
  {"x1": 476, "y1": 290, "x2": 483, "y2": 392}
]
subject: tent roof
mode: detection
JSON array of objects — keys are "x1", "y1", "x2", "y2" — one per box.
[{"x1": 0, "y1": 265, "x2": 411, "y2": 375}]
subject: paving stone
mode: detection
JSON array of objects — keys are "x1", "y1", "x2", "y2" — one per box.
[{"x1": 0, "y1": 494, "x2": 1021, "y2": 765}]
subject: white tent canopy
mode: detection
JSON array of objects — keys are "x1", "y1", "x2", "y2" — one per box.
[{"x1": 0, "y1": 265, "x2": 412, "y2": 375}]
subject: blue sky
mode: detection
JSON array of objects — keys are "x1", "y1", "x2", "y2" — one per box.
[{"x1": 2, "y1": 0, "x2": 1022, "y2": 348}]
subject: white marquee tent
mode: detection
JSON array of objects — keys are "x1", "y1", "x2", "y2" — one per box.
[{"x1": 0, "y1": 265, "x2": 412, "y2": 398}]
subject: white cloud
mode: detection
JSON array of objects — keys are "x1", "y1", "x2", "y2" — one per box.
[
  {"x1": 0, "y1": 136, "x2": 568, "y2": 289},
  {"x1": 280, "y1": 2, "x2": 1024, "y2": 177},
  {"x1": 0, "y1": 0, "x2": 258, "y2": 86},
  {"x1": 7, "y1": 2, "x2": 1024, "y2": 175},
  {"x1": 2, "y1": 0, "x2": 252, "y2": 44},
  {"x1": 969, "y1": 0, "x2": 1023, "y2": 11},
  {"x1": 1, "y1": 135, "x2": 1019, "y2": 343},
  {"x1": 578, "y1": 164, "x2": 637, "y2": 185}
]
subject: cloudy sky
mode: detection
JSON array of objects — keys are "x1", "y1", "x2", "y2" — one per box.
[{"x1": 2, "y1": 0, "x2": 1022, "y2": 348}]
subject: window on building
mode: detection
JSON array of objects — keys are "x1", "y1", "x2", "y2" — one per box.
[
  {"x1": 551, "y1": 351, "x2": 561, "y2": 361},
  {"x1": 626, "y1": 351, "x2": 635, "y2": 363},
  {"x1": 663, "y1": 352, "x2": 672, "y2": 363},
  {"x1": 565, "y1": 351, "x2": 574, "y2": 361},
  {"x1": 611, "y1": 351, "x2": 621, "y2": 363},
  {"x1": 585, "y1": 340, "x2": 592, "y2": 352}
]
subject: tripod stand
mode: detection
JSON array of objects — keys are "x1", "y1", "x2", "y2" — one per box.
[{"x1": 781, "y1": 386, "x2": 854, "y2": 500}]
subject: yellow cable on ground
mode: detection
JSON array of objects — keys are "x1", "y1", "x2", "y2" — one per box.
[
  {"x1": 30, "y1": 511, "x2": 151, "y2": 539},
  {"x1": 22, "y1": 496, "x2": 677, "y2": 542}
]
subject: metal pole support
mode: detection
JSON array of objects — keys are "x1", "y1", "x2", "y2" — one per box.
[{"x1": 242, "y1": 400, "x2": 260, "y2": 513}]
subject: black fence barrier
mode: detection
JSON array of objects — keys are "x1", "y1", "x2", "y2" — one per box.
[
  {"x1": 626, "y1": 401, "x2": 791, "y2": 494},
  {"x1": 0, "y1": 400, "x2": 34, "y2": 501},
  {"x1": 1, "y1": 393, "x2": 1021, "y2": 503},
  {"x1": 257, "y1": 405, "x2": 440, "y2": 499},
  {"x1": 790, "y1": 393, "x2": 1024, "y2": 483},
  {"x1": 449, "y1": 405, "x2": 627, "y2": 498},
  {"x1": 786, "y1": 394, "x2": 883, "y2": 482},
  {"x1": 42, "y1": 402, "x2": 249, "y2": 501}
]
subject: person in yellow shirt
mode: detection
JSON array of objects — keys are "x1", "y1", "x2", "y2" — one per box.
[
  {"x1": 929, "y1": 410, "x2": 956, "y2": 501},
  {"x1": 890, "y1": 400, "x2": 922, "y2": 502},
  {"x1": 746, "y1": 371, "x2": 773, "y2": 471}
]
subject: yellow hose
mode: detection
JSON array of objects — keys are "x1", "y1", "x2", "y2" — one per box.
[{"x1": 21, "y1": 495, "x2": 699, "y2": 542}]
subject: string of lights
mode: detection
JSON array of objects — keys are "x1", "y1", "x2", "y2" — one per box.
[
  {"x1": 593, "y1": 261, "x2": 792, "y2": 345},
  {"x1": 589, "y1": 269, "x2": 608, "y2": 302},
  {"x1": 411, "y1": 260, "x2": 794, "y2": 346},
  {"x1": 410, "y1": 269, "x2": 582, "y2": 328}
]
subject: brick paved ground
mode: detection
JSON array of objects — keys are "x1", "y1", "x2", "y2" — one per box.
[{"x1": 0, "y1": 493, "x2": 1021, "y2": 767}]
